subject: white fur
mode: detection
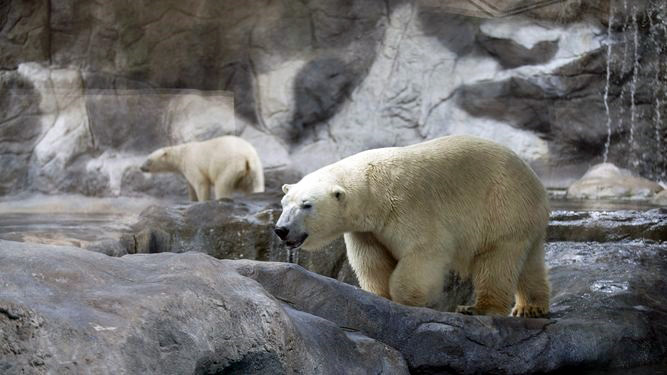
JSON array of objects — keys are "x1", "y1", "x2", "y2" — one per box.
[
  {"x1": 141, "y1": 136, "x2": 264, "y2": 201},
  {"x1": 277, "y1": 135, "x2": 550, "y2": 317}
]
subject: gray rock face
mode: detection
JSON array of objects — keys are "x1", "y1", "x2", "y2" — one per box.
[
  {"x1": 1, "y1": 0, "x2": 664, "y2": 198},
  {"x1": 0, "y1": 70, "x2": 41, "y2": 195},
  {"x1": 0, "y1": 240, "x2": 409, "y2": 375},
  {"x1": 0, "y1": 0, "x2": 48, "y2": 70}
]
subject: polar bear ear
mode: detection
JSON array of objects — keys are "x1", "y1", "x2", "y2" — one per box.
[
  {"x1": 331, "y1": 185, "x2": 346, "y2": 201},
  {"x1": 282, "y1": 184, "x2": 293, "y2": 194}
]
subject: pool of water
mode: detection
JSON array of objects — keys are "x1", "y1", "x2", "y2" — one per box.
[{"x1": 0, "y1": 194, "x2": 179, "y2": 247}]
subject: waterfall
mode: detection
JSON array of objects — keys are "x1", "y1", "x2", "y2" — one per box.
[
  {"x1": 616, "y1": 0, "x2": 631, "y2": 144},
  {"x1": 649, "y1": 1, "x2": 664, "y2": 181},
  {"x1": 600, "y1": 0, "x2": 666, "y2": 180},
  {"x1": 629, "y1": 4, "x2": 640, "y2": 168},
  {"x1": 602, "y1": 3, "x2": 614, "y2": 163}
]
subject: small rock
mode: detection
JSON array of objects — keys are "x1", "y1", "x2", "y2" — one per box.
[{"x1": 567, "y1": 163, "x2": 663, "y2": 200}]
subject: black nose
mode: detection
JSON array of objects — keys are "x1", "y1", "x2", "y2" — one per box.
[{"x1": 274, "y1": 226, "x2": 289, "y2": 240}]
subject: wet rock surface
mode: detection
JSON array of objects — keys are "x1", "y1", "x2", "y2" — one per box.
[{"x1": 549, "y1": 208, "x2": 667, "y2": 242}]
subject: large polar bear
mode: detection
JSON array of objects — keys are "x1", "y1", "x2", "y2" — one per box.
[
  {"x1": 274, "y1": 135, "x2": 550, "y2": 317},
  {"x1": 140, "y1": 136, "x2": 264, "y2": 201}
]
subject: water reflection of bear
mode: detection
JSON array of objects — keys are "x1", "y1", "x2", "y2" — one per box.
[{"x1": 276, "y1": 135, "x2": 550, "y2": 318}]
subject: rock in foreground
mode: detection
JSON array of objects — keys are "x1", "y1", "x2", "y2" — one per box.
[
  {"x1": 0, "y1": 240, "x2": 407, "y2": 375},
  {"x1": 2, "y1": 238, "x2": 666, "y2": 374}
]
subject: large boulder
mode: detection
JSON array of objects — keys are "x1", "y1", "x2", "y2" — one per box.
[
  {"x1": 567, "y1": 163, "x2": 664, "y2": 200},
  {"x1": 234, "y1": 239, "x2": 667, "y2": 373},
  {"x1": 652, "y1": 190, "x2": 667, "y2": 206},
  {"x1": 0, "y1": 240, "x2": 408, "y2": 375},
  {"x1": 3, "y1": 237, "x2": 665, "y2": 374}
]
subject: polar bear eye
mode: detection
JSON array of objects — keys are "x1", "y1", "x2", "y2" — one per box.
[{"x1": 301, "y1": 203, "x2": 312, "y2": 209}]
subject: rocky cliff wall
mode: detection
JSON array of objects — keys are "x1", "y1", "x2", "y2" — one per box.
[{"x1": 1, "y1": 0, "x2": 665, "y2": 196}]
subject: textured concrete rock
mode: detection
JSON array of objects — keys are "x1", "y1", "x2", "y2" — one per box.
[
  {"x1": 0, "y1": 240, "x2": 409, "y2": 374},
  {"x1": 165, "y1": 91, "x2": 237, "y2": 144},
  {"x1": 0, "y1": 0, "x2": 49, "y2": 69},
  {"x1": 1, "y1": 0, "x2": 665, "y2": 196},
  {"x1": 0, "y1": 70, "x2": 41, "y2": 195},
  {"x1": 567, "y1": 163, "x2": 664, "y2": 200}
]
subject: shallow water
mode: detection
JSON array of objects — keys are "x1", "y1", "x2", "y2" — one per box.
[
  {"x1": 0, "y1": 212, "x2": 132, "y2": 247},
  {"x1": 0, "y1": 194, "x2": 178, "y2": 247}
]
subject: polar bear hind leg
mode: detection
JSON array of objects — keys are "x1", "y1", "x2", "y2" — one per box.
[
  {"x1": 457, "y1": 239, "x2": 529, "y2": 316},
  {"x1": 512, "y1": 238, "x2": 550, "y2": 318},
  {"x1": 214, "y1": 169, "x2": 239, "y2": 199}
]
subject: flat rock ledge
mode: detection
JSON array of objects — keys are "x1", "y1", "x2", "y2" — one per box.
[{"x1": 2, "y1": 238, "x2": 666, "y2": 374}]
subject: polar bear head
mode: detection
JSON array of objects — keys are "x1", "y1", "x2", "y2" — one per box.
[
  {"x1": 140, "y1": 147, "x2": 175, "y2": 173},
  {"x1": 275, "y1": 176, "x2": 347, "y2": 251}
]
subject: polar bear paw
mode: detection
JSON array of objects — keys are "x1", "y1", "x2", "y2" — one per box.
[
  {"x1": 511, "y1": 304, "x2": 549, "y2": 318},
  {"x1": 455, "y1": 305, "x2": 478, "y2": 315}
]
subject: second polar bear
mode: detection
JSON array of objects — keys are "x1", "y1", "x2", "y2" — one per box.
[
  {"x1": 140, "y1": 136, "x2": 264, "y2": 201},
  {"x1": 274, "y1": 135, "x2": 550, "y2": 317}
]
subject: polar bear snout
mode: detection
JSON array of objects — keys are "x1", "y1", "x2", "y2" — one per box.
[
  {"x1": 274, "y1": 226, "x2": 289, "y2": 240},
  {"x1": 273, "y1": 224, "x2": 309, "y2": 249},
  {"x1": 139, "y1": 160, "x2": 151, "y2": 172}
]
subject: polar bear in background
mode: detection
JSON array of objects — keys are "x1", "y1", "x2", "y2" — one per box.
[
  {"x1": 274, "y1": 135, "x2": 550, "y2": 318},
  {"x1": 140, "y1": 136, "x2": 264, "y2": 201}
]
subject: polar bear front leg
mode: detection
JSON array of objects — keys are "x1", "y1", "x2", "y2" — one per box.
[
  {"x1": 187, "y1": 183, "x2": 197, "y2": 201},
  {"x1": 194, "y1": 182, "x2": 211, "y2": 201},
  {"x1": 344, "y1": 232, "x2": 396, "y2": 299},
  {"x1": 389, "y1": 250, "x2": 449, "y2": 307},
  {"x1": 184, "y1": 172, "x2": 211, "y2": 202}
]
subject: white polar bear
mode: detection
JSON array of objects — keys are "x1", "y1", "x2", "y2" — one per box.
[
  {"x1": 140, "y1": 136, "x2": 264, "y2": 201},
  {"x1": 275, "y1": 135, "x2": 550, "y2": 317}
]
